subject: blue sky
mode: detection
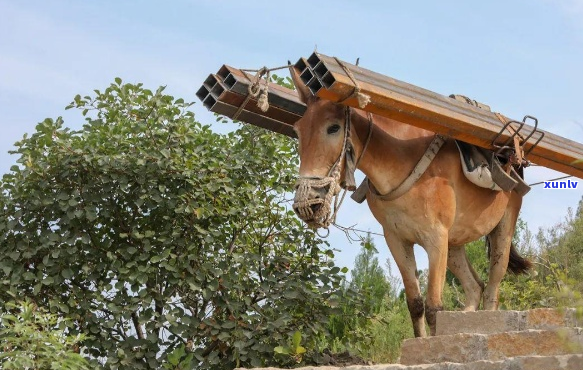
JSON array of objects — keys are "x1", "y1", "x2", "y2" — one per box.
[{"x1": 1, "y1": 0, "x2": 582, "y2": 273}]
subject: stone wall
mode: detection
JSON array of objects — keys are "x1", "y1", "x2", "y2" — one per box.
[{"x1": 238, "y1": 308, "x2": 583, "y2": 370}]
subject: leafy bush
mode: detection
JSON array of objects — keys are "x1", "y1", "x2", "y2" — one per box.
[
  {"x1": 0, "y1": 80, "x2": 354, "y2": 369},
  {"x1": 0, "y1": 298, "x2": 90, "y2": 370},
  {"x1": 357, "y1": 297, "x2": 412, "y2": 364},
  {"x1": 325, "y1": 236, "x2": 412, "y2": 362}
]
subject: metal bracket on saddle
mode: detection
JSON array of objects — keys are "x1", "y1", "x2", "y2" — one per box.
[
  {"x1": 492, "y1": 115, "x2": 545, "y2": 164},
  {"x1": 490, "y1": 114, "x2": 545, "y2": 196}
]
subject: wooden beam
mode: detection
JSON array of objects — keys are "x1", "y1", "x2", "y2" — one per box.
[{"x1": 295, "y1": 53, "x2": 583, "y2": 178}]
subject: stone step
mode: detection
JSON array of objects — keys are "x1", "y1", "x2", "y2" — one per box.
[
  {"x1": 236, "y1": 354, "x2": 583, "y2": 369},
  {"x1": 400, "y1": 328, "x2": 583, "y2": 365},
  {"x1": 436, "y1": 308, "x2": 582, "y2": 336},
  {"x1": 448, "y1": 355, "x2": 583, "y2": 370}
]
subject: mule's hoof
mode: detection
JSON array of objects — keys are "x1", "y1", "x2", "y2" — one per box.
[{"x1": 482, "y1": 299, "x2": 499, "y2": 310}]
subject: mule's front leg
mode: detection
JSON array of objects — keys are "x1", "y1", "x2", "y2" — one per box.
[
  {"x1": 384, "y1": 232, "x2": 426, "y2": 337},
  {"x1": 424, "y1": 234, "x2": 449, "y2": 336}
]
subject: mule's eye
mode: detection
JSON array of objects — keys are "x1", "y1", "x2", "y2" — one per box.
[{"x1": 327, "y1": 124, "x2": 341, "y2": 134}]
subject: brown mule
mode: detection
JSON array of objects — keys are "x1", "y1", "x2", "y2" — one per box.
[{"x1": 289, "y1": 67, "x2": 531, "y2": 337}]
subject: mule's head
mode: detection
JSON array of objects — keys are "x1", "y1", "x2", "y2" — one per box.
[{"x1": 290, "y1": 67, "x2": 358, "y2": 228}]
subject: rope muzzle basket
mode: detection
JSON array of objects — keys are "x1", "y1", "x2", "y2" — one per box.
[{"x1": 292, "y1": 171, "x2": 342, "y2": 229}]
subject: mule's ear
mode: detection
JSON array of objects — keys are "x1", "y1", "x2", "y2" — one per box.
[{"x1": 288, "y1": 61, "x2": 313, "y2": 105}]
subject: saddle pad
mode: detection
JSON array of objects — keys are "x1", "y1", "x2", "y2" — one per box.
[{"x1": 455, "y1": 141, "x2": 502, "y2": 191}]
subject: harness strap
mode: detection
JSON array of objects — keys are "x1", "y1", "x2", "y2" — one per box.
[
  {"x1": 352, "y1": 134, "x2": 447, "y2": 203},
  {"x1": 351, "y1": 180, "x2": 369, "y2": 204}
]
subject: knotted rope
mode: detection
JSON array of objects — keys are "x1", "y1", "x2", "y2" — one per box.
[
  {"x1": 334, "y1": 57, "x2": 371, "y2": 109},
  {"x1": 232, "y1": 64, "x2": 290, "y2": 121}
]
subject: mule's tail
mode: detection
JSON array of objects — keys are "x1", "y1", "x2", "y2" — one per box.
[
  {"x1": 507, "y1": 243, "x2": 532, "y2": 274},
  {"x1": 486, "y1": 236, "x2": 532, "y2": 274}
]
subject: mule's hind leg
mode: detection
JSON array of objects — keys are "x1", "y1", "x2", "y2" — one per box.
[
  {"x1": 447, "y1": 245, "x2": 484, "y2": 311},
  {"x1": 483, "y1": 192, "x2": 522, "y2": 310},
  {"x1": 384, "y1": 232, "x2": 426, "y2": 337},
  {"x1": 424, "y1": 232, "x2": 449, "y2": 336}
]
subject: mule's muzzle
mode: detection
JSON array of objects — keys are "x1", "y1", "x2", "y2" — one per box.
[
  {"x1": 292, "y1": 176, "x2": 340, "y2": 228},
  {"x1": 310, "y1": 203, "x2": 322, "y2": 214},
  {"x1": 292, "y1": 185, "x2": 327, "y2": 218}
]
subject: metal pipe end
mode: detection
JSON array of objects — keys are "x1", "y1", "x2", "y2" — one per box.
[
  {"x1": 321, "y1": 71, "x2": 336, "y2": 89},
  {"x1": 307, "y1": 53, "x2": 321, "y2": 68},
  {"x1": 203, "y1": 74, "x2": 217, "y2": 89},
  {"x1": 196, "y1": 85, "x2": 210, "y2": 104},
  {"x1": 313, "y1": 61, "x2": 328, "y2": 79},
  {"x1": 224, "y1": 74, "x2": 236, "y2": 89},
  {"x1": 294, "y1": 58, "x2": 307, "y2": 73},
  {"x1": 217, "y1": 65, "x2": 230, "y2": 80},
  {"x1": 202, "y1": 94, "x2": 217, "y2": 110},
  {"x1": 300, "y1": 68, "x2": 314, "y2": 85},
  {"x1": 307, "y1": 78, "x2": 322, "y2": 95},
  {"x1": 210, "y1": 81, "x2": 225, "y2": 98}
]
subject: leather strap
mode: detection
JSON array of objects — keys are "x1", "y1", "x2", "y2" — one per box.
[
  {"x1": 351, "y1": 180, "x2": 369, "y2": 203},
  {"x1": 351, "y1": 134, "x2": 447, "y2": 203}
]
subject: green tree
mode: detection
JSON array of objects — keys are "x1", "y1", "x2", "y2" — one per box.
[
  {"x1": 0, "y1": 298, "x2": 90, "y2": 370},
  {"x1": 504, "y1": 198, "x2": 583, "y2": 310},
  {"x1": 545, "y1": 199, "x2": 583, "y2": 292},
  {"x1": 0, "y1": 80, "x2": 352, "y2": 369},
  {"x1": 327, "y1": 235, "x2": 393, "y2": 355},
  {"x1": 349, "y1": 235, "x2": 393, "y2": 317},
  {"x1": 360, "y1": 296, "x2": 412, "y2": 364}
]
